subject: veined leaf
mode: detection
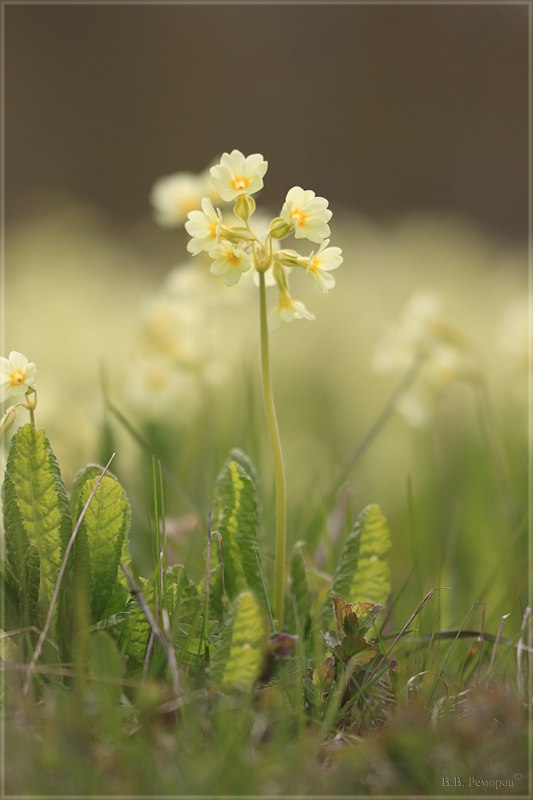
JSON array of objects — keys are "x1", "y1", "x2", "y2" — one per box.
[
  {"x1": 0, "y1": 558, "x2": 21, "y2": 631},
  {"x1": 70, "y1": 464, "x2": 132, "y2": 603},
  {"x1": 5, "y1": 425, "x2": 71, "y2": 614},
  {"x1": 212, "y1": 591, "x2": 264, "y2": 691},
  {"x1": 110, "y1": 569, "x2": 197, "y2": 665},
  {"x1": 349, "y1": 504, "x2": 391, "y2": 605},
  {"x1": 286, "y1": 540, "x2": 310, "y2": 633},
  {"x1": 212, "y1": 449, "x2": 262, "y2": 602},
  {"x1": 321, "y1": 504, "x2": 391, "y2": 621},
  {"x1": 76, "y1": 476, "x2": 131, "y2": 623},
  {"x1": 22, "y1": 544, "x2": 41, "y2": 631},
  {"x1": 70, "y1": 465, "x2": 106, "y2": 520}
]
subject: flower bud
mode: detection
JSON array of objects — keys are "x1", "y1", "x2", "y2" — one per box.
[
  {"x1": 269, "y1": 217, "x2": 292, "y2": 240},
  {"x1": 0, "y1": 406, "x2": 17, "y2": 437},
  {"x1": 254, "y1": 249, "x2": 272, "y2": 273},
  {"x1": 273, "y1": 249, "x2": 300, "y2": 268},
  {"x1": 22, "y1": 385, "x2": 38, "y2": 411},
  {"x1": 223, "y1": 226, "x2": 256, "y2": 244},
  {"x1": 233, "y1": 194, "x2": 256, "y2": 222},
  {"x1": 272, "y1": 262, "x2": 289, "y2": 293}
]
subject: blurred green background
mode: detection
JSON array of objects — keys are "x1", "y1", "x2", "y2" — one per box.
[{"x1": 3, "y1": 4, "x2": 529, "y2": 643}]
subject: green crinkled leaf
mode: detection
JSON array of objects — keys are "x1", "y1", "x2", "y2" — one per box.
[
  {"x1": 110, "y1": 569, "x2": 196, "y2": 665},
  {"x1": 286, "y1": 540, "x2": 310, "y2": 633},
  {"x1": 70, "y1": 465, "x2": 106, "y2": 520},
  {"x1": 166, "y1": 565, "x2": 200, "y2": 620},
  {"x1": 212, "y1": 449, "x2": 263, "y2": 603},
  {"x1": 76, "y1": 476, "x2": 131, "y2": 623},
  {"x1": 5, "y1": 424, "x2": 72, "y2": 614},
  {"x1": 2, "y1": 469, "x2": 30, "y2": 586},
  {"x1": 70, "y1": 464, "x2": 132, "y2": 604},
  {"x1": 333, "y1": 635, "x2": 378, "y2": 669},
  {"x1": 23, "y1": 544, "x2": 41, "y2": 632},
  {"x1": 0, "y1": 558, "x2": 21, "y2": 631},
  {"x1": 348, "y1": 505, "x2": 391, "y2": 605},
  {"x1": 212, "y1": 591, "x2": 265, "y2": 691},
  {"x1": 321, "y1": 504, "x2": 391, "y2": 621}
]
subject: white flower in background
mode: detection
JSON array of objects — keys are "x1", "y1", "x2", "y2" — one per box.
[
  {"x1": 150, "y1": 170, "x2": 213, "y2": 227},
  {"x1": 372, "y1": 292, "x2": 480, "y2": 427},
  {"x1": 268, "y1": 293, "x2": 315, "y2": 332},
  {"x1": 496, "y1": 297, "x2": 528, "y2": 372},
  {"x1": 304, "y1": 239, "x2": 343, "y2": 294},
  {"x1": 129, "y1": 357, "x2": 202, "y2": 424},
  {"x1": 140, "y1": 295, "x2": 211, "y2": 369},
  {"x1": 0, "y1": 351, "x2": 37, "y2": 402},
  {"x1": 281, "y1": 186, "x2": 332, "y2": 243},
  {"x1": 185, "y1": 198, "x2": 223, "y2": 255},
  {"x1": 209, "y1": 242, "x2": 251, "y2": 286},
  {"x1": 372, "y1": 292, "x2": 445, "y2": 374},
  {"x1": 210, "y1": 150, "x2": 268, "y2": 202}
]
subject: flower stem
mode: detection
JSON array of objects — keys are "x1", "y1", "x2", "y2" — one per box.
[
  {"x1": 29, "y1": 409, "x2": 35, "y2": 428},
  {"x1": 258, "y1": 271, "x2": 286, "y2": 629}
]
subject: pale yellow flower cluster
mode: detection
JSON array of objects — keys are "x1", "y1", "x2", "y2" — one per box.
[
  {"x1": 152, "y1": 150, "x2": 343, "y2": 332},
  {"x1": 372, "y1": 292, "x2": 481, "y2": 427},
  {"x1": 127, "y1": 263, "x2": 233, "y2": 423}
]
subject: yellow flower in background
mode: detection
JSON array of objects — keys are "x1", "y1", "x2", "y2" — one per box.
[
  {"x1": 150, "y1": 170, "x2": 214, "y2": 227},
  {"x1": 281, "y1": 186, "x2": 332, "y2": 243},
  {"x1": 0, "y1": 351, "x2": 37, "y2": 403},
  {"x1": 268, "y1": 292, "x2": 315, "y2": 332},
  {"x1": 185, "y1": 198, "x2": 223, "y2": 255},
  {"x1": 210, "y1": 150, "x2": 268, "y2": 202},
  {"x1": 209, "y1": 242, "x2": 251, "y2": 286},
  {"x1": 372, "y1": 292, "x2": 480, "y2": 427},
  {"x1": 304, "y1": 239, "x2": 343, "y2": 294}
]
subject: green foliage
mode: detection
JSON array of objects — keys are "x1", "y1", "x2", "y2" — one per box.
[
  {"x1": 211, "y1": 591, "x2": 265, "y2": 690},
  {"x1": 321, "y1": 504, "x2": 390, "y2": 623},
  {"x1": 212, "y1": 449, "x2": 263, "y2": 603},
  {"x1": 89, "y1": 631, "x2": 123, "y2": 717},
  {"x1": 74, "y1": 475, "x2": 131, "y2": 623},
  {"x1": 286, "y1": 540, "x2": 310, "y2": 633},
  {"x1": 349, "y1": 504, "x2": 391, "y2": 604},
  {"x1": 0, "y1": 559, "x2": 22, "y2": 631},
  {"x1": 23, "y1": 544, "x2": 41, "y2": 631},
  {"x1": 2, "y1": 425, "x2": 71, "y2": 618}
]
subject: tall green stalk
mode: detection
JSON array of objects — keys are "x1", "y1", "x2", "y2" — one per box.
[{"x1": 258, "y1": 271, "x2": 287, "y2": 628}]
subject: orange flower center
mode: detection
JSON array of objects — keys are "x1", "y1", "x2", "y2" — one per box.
[
  {"x1": 231, "y1": 176, "x2": 250, "y2": 192},
  {"x1": 290, "y1": 209, "x2": 308, "y2": 227},
  {"x1": 9, "y1": 370, "x2": 26, "y2": 387},
  {"x1": 225, "y1": 248, "x2": 241, "y2": 267}
]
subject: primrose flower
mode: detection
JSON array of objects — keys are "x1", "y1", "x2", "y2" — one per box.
[
  {"x1": 185, "y1": 198, "x2": 223, "y2": 255},
  {"x1": 209, "y1": 242, "x2": 251, "y2": 286},
  {"x1": 372, "y1": 292, "x2": 480, "y2": 427},
  {"x1": 150, "y1": 170, "x2": 214, "y2": 227},
  {"x1": 304, "y1": 239, "x2": 343, "y2": 294},
  {"x1": 268, "y1": 293, "x2": 315, "y2": 332},
  {"x1": 281, "y1": 186, "x2": 332, "y2": 244},
  {"x1": 210, "y1": 150, "x2": 268, "y2": 202},
  {"x1": 0, "y1": 351, "x2": 37, "y2": 403}
]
